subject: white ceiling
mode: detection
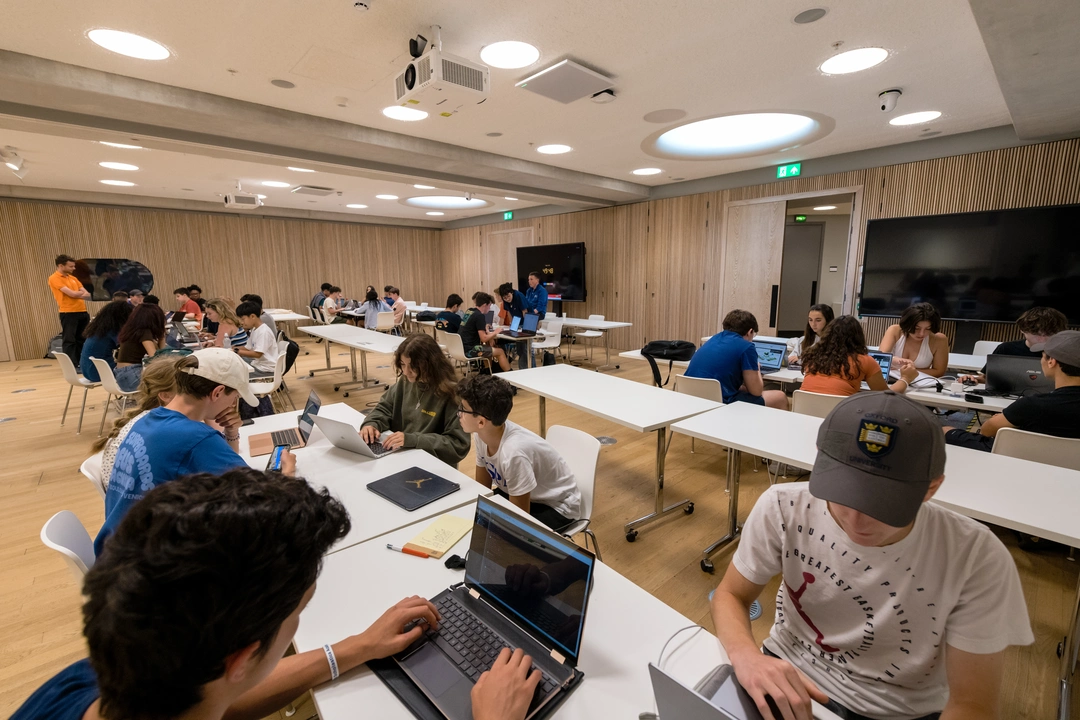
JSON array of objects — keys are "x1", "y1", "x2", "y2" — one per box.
[{"x1": 0, "y1": 0, "x2": 1018, "y2": 217}]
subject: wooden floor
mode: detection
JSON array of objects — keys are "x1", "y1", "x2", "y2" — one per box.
[{"x1": 0, "y1": 335, "x2": 1075, "y2": 719}]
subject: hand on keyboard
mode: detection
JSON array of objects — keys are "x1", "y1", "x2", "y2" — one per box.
[{"x1": 471, "y1": 647, "x2": 543, "y2": 720}]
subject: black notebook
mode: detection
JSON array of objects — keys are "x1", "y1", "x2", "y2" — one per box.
[{"x1": 367, "y1": 466, "x2": 460, "y2": 511}]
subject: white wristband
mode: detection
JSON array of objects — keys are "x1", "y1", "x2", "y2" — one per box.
[{"x1": 323, "y1": 644, "x2": 339, "y2": 680}]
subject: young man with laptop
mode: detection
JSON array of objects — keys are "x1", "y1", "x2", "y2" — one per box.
[
  {"x1": 459, "y1": 292, "x2": 513, "y2": 373},
  {"x1": 711, "y1": 392, "x2": 1033, "y2": 720},
  {"x1": 173, "y1": 286, "x2": 203, "y2": 324},
  {"x1": 685, "y1": 309, "x2": 788, "y2": 409},
  {"x1": 458, "y1": 374, "x2": 582, "y2": 531},
  {"x1": 234, "y1": 300, "x2": 280, "y2": 376},
  {"x1": 945, "y1": 330, "x2": 1080, "y2": 451}
]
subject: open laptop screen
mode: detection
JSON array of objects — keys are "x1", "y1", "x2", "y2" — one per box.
[
  {"x1": 522, "y1": 313, "x2": 540, "y2": 332},
  {"x1": 466, "y1": 496, "x2": 594, "y2": 662},
  {"x1": 868, "y1": 352, "x2": 892, "y2": 381},
  {"x1": 753, "y1": 340, "x2": 786, "y2": 372},
  {"x1": 297, "y1": 391, "x2": 321, "y2": 443},
  {"x1": 510, "y1": 316, "x2": 521, "y2": 331}
]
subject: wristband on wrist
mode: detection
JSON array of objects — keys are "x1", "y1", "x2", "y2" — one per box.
[{"x1": 323, "y1": 644, "x2": 340, "y2": 680}]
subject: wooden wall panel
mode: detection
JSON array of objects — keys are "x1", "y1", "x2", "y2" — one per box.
[
  {"x1": 434, "y1": 225, "x2": 482, "y2": 307},
  {"x1": 721, "y1": 201, "x2": 787, "y2": 332},
  {"x1": 537, "y1": 208, "x2": 616, "y2": 326},
  {"x1": 645, "y1": 194, "x2": 711, "y2": 343},
  {"x1": 609, "y1": 204, "x2": 649, "y2": 350}
]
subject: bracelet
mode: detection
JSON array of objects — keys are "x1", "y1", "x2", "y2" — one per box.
[
  {"x1": 224, "y1": 433, "x2": 240, "y2": 442},
  {"x1": 323, "y1": 644, "x2": 340, "y2": 680}
]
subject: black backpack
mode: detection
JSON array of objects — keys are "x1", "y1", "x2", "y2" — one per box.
[
  {"x1": 641, "y1": 340, "x2": 697, "y2": 388},
  {"x1": 280, "y1": 334, "x2": 301, "y2": 375},
  {"x1": 416, "y1": 310, "x2": 438, "y2": 321}
]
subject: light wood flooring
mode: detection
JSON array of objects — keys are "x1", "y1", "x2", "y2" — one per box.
[{"x1": 0, "y1": 335, "x2": 1076, "y2": 719}]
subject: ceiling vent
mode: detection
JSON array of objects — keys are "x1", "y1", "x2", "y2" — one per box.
[
  {"x1": 516, "y1": 59, "x2": 614, "y2": 104},
  {"x1": 291, "y1": 185, "x2": 336, "y2": 196}
]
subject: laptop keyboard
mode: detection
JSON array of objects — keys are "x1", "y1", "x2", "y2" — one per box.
[
  {"x1": 368, "y1": 441, "x2": 392, "y2": 456},
  {"x1": 270, "y1": 428, "x2": 301, "y2": 447},
  {"x1": 432, "y1": 595, "x2": 560, "y2": 704}
]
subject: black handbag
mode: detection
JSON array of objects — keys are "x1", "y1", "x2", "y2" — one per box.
[{"x1": 641, "y1": 340, "x2": 697, "y2": 387}]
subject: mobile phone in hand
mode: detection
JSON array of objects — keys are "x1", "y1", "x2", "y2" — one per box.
[{"x1": 266, "y1": 444, "x2": 289, "y2": 471}]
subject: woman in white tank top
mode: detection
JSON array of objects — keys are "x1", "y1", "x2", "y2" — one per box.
[{"x1": 878, "y1": 302, "x2": 950, "y2": 377}]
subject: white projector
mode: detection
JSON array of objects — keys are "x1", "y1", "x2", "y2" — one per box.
[
  {"x1": 224, "y1": 193, "x2": 263, "y2": 210},
  {"x1": 394, "y1": 47, "x2": 489, "y2": 117}
]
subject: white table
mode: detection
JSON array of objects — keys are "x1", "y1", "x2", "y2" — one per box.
[
  {"x1": 947, "y1": 353, "x2": 986, "y2": 372},
  {"x1": 239, "y1": 403, "x2": 491, "y2": 553},
  {"x1": 498, "y1": 364, "x2": 721, "y2": 539},
  {"x1": 557, "y1": 317, "x2": 632, "y2": 370},
  {"x1": 266, "y1": 309, "x2": 309, "y2": 323},
  {"x1": 300, "y1": 325, "x2": 403, "y2": 396}
]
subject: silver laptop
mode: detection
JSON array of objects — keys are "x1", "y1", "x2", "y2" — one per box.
[
  {"x1": 650, "y1": 663, "x2": 835, "y2": 720},
  {"x1": 311, "y1": 414, "x2": 396, "y2": 457}
]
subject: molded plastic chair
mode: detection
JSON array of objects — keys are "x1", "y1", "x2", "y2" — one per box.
[
  {"x1": 674, "y1": 374, "x2": 722, "y2": 454},
  {"x1": 375, "y1": 311, "x2": 396, "y2": 333},
  {"x1": 531, "y1": 320, "x2": 564, "y2": 364},
  {"x1": 57, "y1": 352, "x2": 100, "y2": 434},
  {"x1": 992, "y1": 427, "x2": 1080, "y2": 471},
  {"x1": 91, "y1": 358, "x2": 138, "y2": 437},
  {"x1": 442, "y1": 332, "x2": 491, "y2": 374},
  {"x1": 250, "y1": 353, "x2": 290, "y2": 413},
  {"x1": 972, "y1": 340, "x2": 1001, "y2": 356},
  {"x1": 80, "y1": 451, "x2": 106, "y2": 501},
  {"x1": 546, "y1": 425, "x2": 603, "y2": 560},
  {"x1": 572, "y1": 315, "x2": 605, "y2": 363},
  {"x1": 792, "y1": 390, "x2": 845, "y2": 419},
  {"x1": 40, "y1": 511, "x2": 96, "y2": 580}
]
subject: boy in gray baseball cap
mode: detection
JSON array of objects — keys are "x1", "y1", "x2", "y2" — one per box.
[
  {"x1": 711, "y1": 391, "x2": 1033, "y2": 720},
  {"x1": 946, "y1": 329, "x2": 1080, "y2": 452}
]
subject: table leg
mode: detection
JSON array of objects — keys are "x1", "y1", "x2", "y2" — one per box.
[
  {"x1": 624, "y1": 427, "x2": 694, "y2": 540},
  {"x1": 308, "y1": 339, "x2": 348, "y2": 377},
  {"x1": 539, "y1": 396, "x2": 546, "y2": 438},
  {"x1": 339, "y1": 349, "x2": 381, "y2": 396},
  {"x1": 1057, "y1": 567, "x2": 1080, "y2": 719},
  {"x1": 593, "y1": 331, "x2": 619, "y2": 373},
  {"x1": 699, "y1": 448, "x2": 743, "y2": 573}
]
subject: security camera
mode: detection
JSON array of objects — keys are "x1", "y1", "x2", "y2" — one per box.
[{"x1": 878, "y1": 89, "x2": 902, "y2": 113}]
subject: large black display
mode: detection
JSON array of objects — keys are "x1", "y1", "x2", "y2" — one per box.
[
  {"x1": 517, "y1": 242, "x2": 587, "y2": 302},
  {"x1": 859, "y1": 205, "x2": 1079, "y2": 323}
]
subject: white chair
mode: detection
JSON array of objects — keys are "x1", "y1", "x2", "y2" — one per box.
[
  {"x1": 972, "y1": 340, "x2": 1001, "y2": 356},
  {"x1": 546, "y1": 425, "x2": 603, "y2": 560},
  {"x1": 792, "y1": 390, "x2": 845, "y2": 419},
  {"x1": 531, "y1": 320, "x2": 564, "y2": 364},
  {"x1": 674, "y1": 375, "x2": 722, "y2": 454},
  {"x1": 91, "y1": 358, "x2": 139, "y2": 437},
  {"x1": 442, "y1": 331, "x2": 491, "y2": 374},
  {"x1": 572, "y1": 315, "x2": 605, "y2": 364},
  {"x1": 57, "y1": 352, "x2": 100, "y2": 434},
  {"x1": 40, "y1": 511, "x2": 96, "y2": 580},
  {"x1": 375, "y1": 311, "x2": 397, "y2": 333},
  {"x1": 250, "y1": 353, "x2": 291, "y2": 412},
  {"x1": 80, "y1": 451, "x2": 106, "y2": 501},
  {"x1": 992, "y1": 427, "x2": 1080, "y2": 471}
]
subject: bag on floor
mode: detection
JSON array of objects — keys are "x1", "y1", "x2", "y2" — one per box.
[
  {"x1": 44, "y1": 334, "x2": 63, "y2": 359},
  {"x1": 542, "y1": 351, "x2": 556, "y2": 366},
  {"x1": 641, "y1": 340, "x2": 697, "y2": 388},
  {"x1": 240, "y1": 394, "x2": 274, "y2": 420}
]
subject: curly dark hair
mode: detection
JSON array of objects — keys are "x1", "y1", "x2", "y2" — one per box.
[
  {"x1": 84, "y1": 299, "x2": 133, "y2": 339},
  {"x1": 395, "y1": 333, "x2": 458, "y2": 400},
  {"x1": 801, "y1": 315, "x2": 868, "y2": 381},
  {"x1": 457, "y1": 373, "x2": 514, "y2": 426},
  {"x1": 84, "y1": 468, "x2": 350, "y2": 720},
  {"x1": 118, "y1": 303, "x2": 165, "y2": 344},
  {"x1": 898, "y1": 303, "x2": 941, "y2": 336}
]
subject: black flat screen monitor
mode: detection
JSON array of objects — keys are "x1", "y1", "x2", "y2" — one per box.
[
  {"x1": 516, "y1": 242, "x2": 587, "y2": 302},
  {"x1": 859, "y1": 205, "x2": 1079, "y2": 324}
]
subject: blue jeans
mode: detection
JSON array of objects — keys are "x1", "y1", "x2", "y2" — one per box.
[
  {"x1": 114, "y1": 364, "x2": 143, "y2": 392},
  {"x1": 726, "y1": 390, "x2": 765, "y2": 406}
]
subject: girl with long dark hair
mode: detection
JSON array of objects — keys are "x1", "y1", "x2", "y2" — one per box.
[
  {"x1": 80, "y1": 300, "x2": 133, "y2": 381},
  {"x1": 801, "y1": 315, "x2": 917, "y2": 396}
]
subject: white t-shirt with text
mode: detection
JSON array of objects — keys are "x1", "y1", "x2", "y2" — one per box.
[
  {"x1": 245, "y1": 322, "x2": 279, "y2": 373},
  {"x1": 474, "y1": 420, "x2": 581, "y2": 520}
]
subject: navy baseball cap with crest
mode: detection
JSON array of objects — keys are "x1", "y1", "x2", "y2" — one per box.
[{"x1": 810, "y1": 390, "x2": 946, "y2": 527}]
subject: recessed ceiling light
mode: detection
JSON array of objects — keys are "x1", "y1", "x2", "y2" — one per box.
[
  {"x1": 99, "y1": 161, "x2": 139, "y2": 171},
  {"x1": 813, "y1": 205, "x2": 837, "y2": 211},
  {"x1": 270, "y1": 79, "x2": 295, "y2": 89},
  {"x1": 383, "y1": 106, "x2": 428, "y2": 122},
  {"x1": 632, "y1": 168, "x2": 663, "y2": 176},
  {"x1": 537, "y1": 144, "x2": 572, "y2": 155},
  {"x1": 646, "y1": 112, "x2": 828, "y2": 160},
  {"x1": 376, "y1": 194, "x2": 399, "y2": 200},
  {"x1": 287, "y1": 167, "x2": 315, "y2": 172},
  {"x1": 404, "y1": 196, "x2": 490, "y2": 210},
  {"x1": 504, "y1": 197, "x2": 518, "y2": 201},
  {"x1": 890, "y1": 111, "x2": 942, "y2": 126},
  {"x1": 820, "y1": 47, "x2": 888, "y2": 75},
  {"x1": 262, "y1": 181, "x2": 291, "y2": 188},
  {"x1": 88, "y1": 29, "x2": 170, "y2": 60},
  {"x1": 793, "y1": 8, "x2": 828, "y2": 24},
  {"x1": 99, "y1": 141, "x2": 143, "y2": 149},
  {"x1": 256, "y1": 194, "x2": 267, "y2": 199},
  {"x1": 414, "y1": 184, "x2": 436, "y2": 189},
  {"x1": 426, "y1": 211, "x2": 445, "y2": 216},
  {"x1": 346, "y1": 204, "x2": 368, "y2": 209},
  {"x1": 480, "y1": 41, "x2": 540, "y2": 69},
  {"x1": 100, "y1": 179, "x2": 135, "y2": 186}
]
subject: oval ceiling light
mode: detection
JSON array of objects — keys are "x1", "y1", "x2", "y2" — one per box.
[
  {"x1": 99, "y1": 161, "x2": 139, "y2": 171},
  {"x1": 813, "y1": 205, "x2": 837, "y2": 211},
  {"x1": 480, "y1": 41, "x2": 540, "y2": 69},
  {"x1": 414, "y1": 184, "x2": 435, "y2": 190},
  {"x1": 426, "y1": 211, "x2": 445, "y2": 216},
  {"x1": 890, "y1": 110, "x2": 942, "y2": 126},
  {"x1": 537, "y1": 144, "x2": 572, "y2": 155},
  {"x1": 257, "y1": 194, "x2": 267, "y2": 199},
  {"x1": 404, "y1": 195, "x2": 491, "y2": 210},
  {"x1": 262, "y1": 180, "x2": 290, "y2": 188},
  {"x1": 287, "y1": 167, "x2": 315, "y2": 172},
  {"x1": 100, "y1": 179, "x2": 136, "y2": 186},
  {"x1": 99, "y1": 141, "x2": 143, "y2": 149},
  {"x1": 819, "y1": 47, "x2": 888, "y2": 75},
  {"x1": 504, "y1": 197, "x2": 518, "y2": 201},
  {"x1": 346, "y1": 203, "x2": 367, "y2": 209},
  {"x1": 644, "y1": 112, "x2": 831, "y2": 160},
  {"x1": 88, "y1": 29, "x2": 170, "y2": 60},
  {"x1": 376, "y1": 194, "x2": 399, "y2": 200},
  {"x1": 632, "y1": 167, "x2": 663, "y2": 176},
  {"x1": 382, "y1": 106, "x2": 428, "y2": 121}
]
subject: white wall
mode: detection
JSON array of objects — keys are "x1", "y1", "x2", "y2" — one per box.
[{"x1": 788, "y1": 213, "x2": 851, "y2": 315}]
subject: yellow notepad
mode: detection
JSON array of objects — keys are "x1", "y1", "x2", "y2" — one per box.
[{"x1": 403, "y1": 514, "x2": 473, "y2": 559}]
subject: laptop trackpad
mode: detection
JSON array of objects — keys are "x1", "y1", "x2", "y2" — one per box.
[{"x1": 402, "y1": 643, "x2": 473, "y2": 715}]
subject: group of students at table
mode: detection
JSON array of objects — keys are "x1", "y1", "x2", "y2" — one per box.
[{"x1": 687, "y1": 302, "x2": 1080, "y2": 452}]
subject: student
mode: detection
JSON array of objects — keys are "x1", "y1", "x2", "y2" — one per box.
[
  {"x1": 459, "y1": 374, "x2": 581, "y2": 531},
  {"x1": 497, "y1": 282, "x2": 526, "y2": 325},
  {"x1": 48, "y1": 254, "x2": 92, "y2": 367},
  {"x1": 144, "y1": 294, "x2": 160, "y2": 305},
  {"x1": 359, "y1": 333, "x2": 470, "y2": 465},
  {"x1": 711, "y1": 392, "x2": 1032, "y2": 720},
  {"x1": 436, "y1": 293, "x2": 465, "y2": 333},
  {"x1": 878, "y1": 302, "x2": 949, "y2": 377},
  {"x1": 786, "y1": 303, "x2": 834, "y2": 365},
  {"x1": 79, "y1": 300, "x2": 133, "y2": 382},
  {"x1": 15, "y1": 469, "x2": 538, "y2": 720},
  {"x1": 800, "y1": 315, "x2": 917, "y2": 396},
  {"x1": 357, "y1": 288, "x2": 392, "y2": 328},
  {"x1": 110, "y1": 290, "x2": 129, "y2": 302},
  {"x1": 320, "y1": 286, "x2": 347, "y2": 324},
  {"x1": 127, "y1": 288, "x2": 144, "y2": 306},
  {"x1": 524, "y1": 271, "x2": 548, "y2": 320},
  {"x1": 173, "y1": 286, "x2": 203, "y2": 324},
  {"x1": 94, "y1": 348, "x2": 264, "y2": 555},
  {"x1": 240, "y1": 293, "x2": 278, "y2": 333},
  {"x1": 187, "y1": 284, "x2": 206, "y2": 310},
  {"x1": 388, "y1": 287, "x2": 408, "y2": 327},
  {"x1": 203, "y1": 299, "x2": 246, "y2": 348},
  {"x1": 310, "y1": 282, "x2": 332, "y2": 311},
  {"x1": 114, "y1": 303, "x2": 167, "y2": 391},
  {"x1": 384, "y1": 284, "x2": 396, "y2": 308},
  {"x1": 945, "y1": 330, "x2": 1080, "y2": 452},
  {"x1": 459, "y1": 292, "x2": 513, "y2": 373},
  {"x1": 685, "y1": 309, "x2": 787, "y2": 409},
  {"x1": 235, "y1": 301, "x2": 280, "y2": 375},
  {"x1": 961, "y1": 306, "x2": 1068, "y2": 383}
]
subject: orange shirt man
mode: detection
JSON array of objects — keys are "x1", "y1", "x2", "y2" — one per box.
[{"x1": 49, "y1": 254, "x2": 92, "y2": 367}]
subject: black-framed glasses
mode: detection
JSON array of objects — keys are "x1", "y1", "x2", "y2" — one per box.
[{"x1": 457, "y1": 404, "x2": 486, "y2": 419}]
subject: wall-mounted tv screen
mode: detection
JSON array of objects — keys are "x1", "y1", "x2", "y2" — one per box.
[
  {"x1": 517, "y1": 242, "x2": 587, "y2": 302},
  {"x1": 75, "y1": 258, "x2": 155, "y2": 301},
  {"x1": 859, "y1": 205, "x2": 1079, "y2": 324}
]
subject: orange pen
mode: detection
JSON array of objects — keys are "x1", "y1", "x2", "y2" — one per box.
[{"x1": 386, "y1": 543, "x2": 429, "y2": 559}]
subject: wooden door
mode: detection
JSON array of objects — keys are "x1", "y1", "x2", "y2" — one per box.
[
  {"x1": 481, "y1": 227, "x2": 534, "y2": 295},
  {"x1": 722, "y1": 201, "x2": 786, "y2": 332}
]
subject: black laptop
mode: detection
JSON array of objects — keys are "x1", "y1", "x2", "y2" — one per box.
[
  {"x1": 985, "y1": 354, "x2": 1054, "y2": 397},
  {"x1": 504, "y1": 313, "x2": 540, "y2": 338},
  {"x1": 390, "y1": 496, "x2": 593, "y2": 720}
]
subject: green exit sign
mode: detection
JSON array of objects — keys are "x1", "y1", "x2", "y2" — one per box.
[
  {"x1": 777, "y1": 162, "x2": 802, "y2": 178},
  {"x1": 503, "y1": 211, "x2": 513, "y2": 221},
  {"x1": 794, "y1": 215, "x2": 808, "y2": 223}
]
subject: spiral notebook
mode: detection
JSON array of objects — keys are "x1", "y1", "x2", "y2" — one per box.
[{"x1": 366, "y1": 466, "x2": 460, "y2": 511}]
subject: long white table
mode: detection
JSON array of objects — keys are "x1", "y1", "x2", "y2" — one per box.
[
  {"x1": 498, "y1": 364, "x2": 721, "y2": 539},
  {"x1": 239, "y1": 403, "x2": 491, "y2": 554},
  {"x1": 301, "y1": 324, "x2": 403, "y2": 396},
  {"x1": 557, "y1": 316, "x2": 632, "y2": 370}
]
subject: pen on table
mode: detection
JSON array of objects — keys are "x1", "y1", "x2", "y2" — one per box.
[{"x1": 387, "y1": 543, "x2": 429, "y2": 559}]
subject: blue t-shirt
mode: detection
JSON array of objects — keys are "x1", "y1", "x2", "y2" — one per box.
[
  {"x1": 685, "y1": 331, "x2": 759, "y2": 403},
  {"x1": 80, "y1": 333, "x2": 119, "y2": 381},
  {"x1": 524, "y1": 285, "x2": 548, "y2": 318},
  {"x1": 11, "y1": 658, "x2": 98, "y2": 720},
  {"x1": 94, "y1": 407, "x2": 245, "y2": 555}
]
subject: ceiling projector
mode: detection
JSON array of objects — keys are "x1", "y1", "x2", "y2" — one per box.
[{"x1": 393, "y1": 26, "x2": 489, "y2": 118}]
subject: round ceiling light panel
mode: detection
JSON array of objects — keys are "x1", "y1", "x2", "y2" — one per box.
[
  {"x1": 88, "y1": 29, "x2": 170, "y2": 60},
  {"x1": 643, "y1": 111, "x2": 833, "y2": 160},
  {"x1": 99, "y1": 161, "x2": 139, "y2": 171},
  {"x1": 100, "y1": 179, "x2": 136, "y2": 186},
  {"x1": 480, "y1": 41, "x2": 540, "y2": 69},
  {"x1": 819, "y1": 47, "x2": 888, "y2": 75},
  {"x1": 403, "y1": 196, "x2": 491, "y2": 210},
  {"x1": 632, "y1": 167, "x2": 663, "y2": 176},
  {"x1": 99, "y1": 141, "x2": 143, "y2": 149},
  {"x1": 536, "y1": 144, "x2": 572, "y2": 155},
  {"x1": 890, "y1": 111, "x2": 942, "y2": 126},
  {"x1": 383, "y1": 106, "x2": 428, "y2": 121}
]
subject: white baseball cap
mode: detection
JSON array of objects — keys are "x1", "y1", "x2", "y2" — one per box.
[{"x1": 185, "y1": 348, "x2": 259, "y2": 407}]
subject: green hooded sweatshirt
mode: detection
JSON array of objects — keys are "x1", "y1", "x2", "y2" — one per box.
[{"x1": 360, "y1": 378, "x2": 470, "y2": 466}]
